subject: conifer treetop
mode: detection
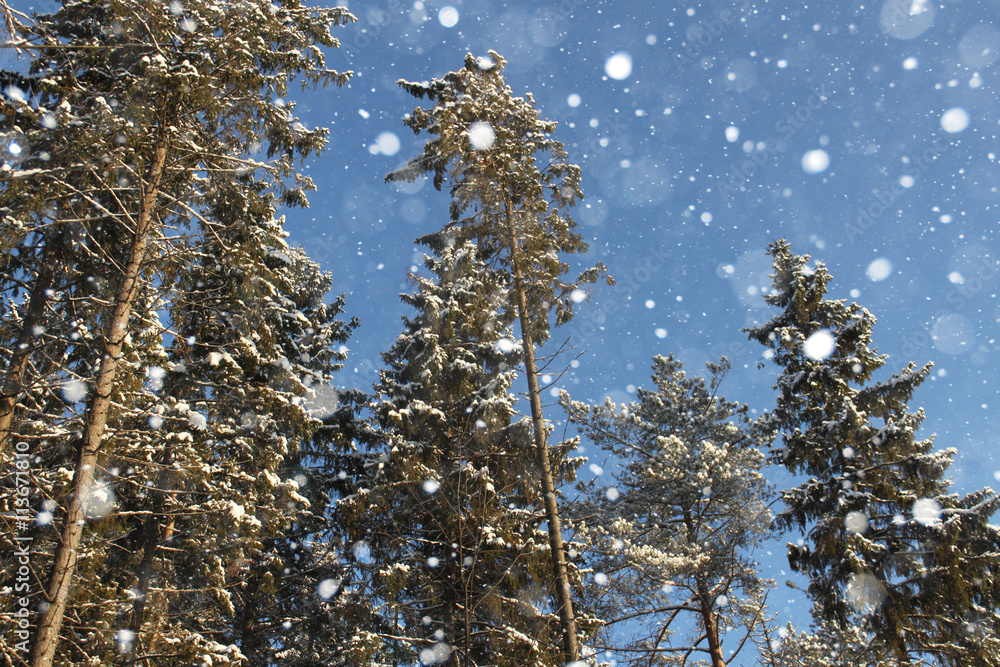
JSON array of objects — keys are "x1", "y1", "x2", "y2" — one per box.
[
  {"x1": 11, "y1": 0, "x2": 354, "y2": 210},
  {"x1": 387, "y1": 50, "x2": 610, "y2": 338},
  {"x1": 746, "y1": 240, "x2": 1000, "y2": 666},
  {"x1": 744, "y1": 239, "x2": 933, "y2": 477},
  {"x1": 561, "y1": 355, "x2": 774, "y2": 667},
  {"x1": 389, "y1": 51, "x2": 578, "y2": 207}
]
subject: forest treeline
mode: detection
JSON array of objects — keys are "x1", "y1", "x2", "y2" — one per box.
[{"x1": 0, "y1": 2, "x2": 997, "y2": 666}]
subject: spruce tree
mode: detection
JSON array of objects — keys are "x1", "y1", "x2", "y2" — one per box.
[
  {"x1": 562, "y1": 355, "x2": 774, "y2": 667},
  {"x1": 0, "y1": 1, "x2": 355, "y2": 664},
  {"x1": 115, "y1": 221, "x2": 356, "y2": 665},
  {"x1": 767, "y1": 613, "x2": 881, "y2": 667},
  {"x1": 387, "y1": 51, "x2": 611, "y2": 663},
  {"x1": 343, "y1": 239, "x2": 580, "y2": 667},
  {"x1": 0, "y1": 66, "x2": 129, "y2": 464},
  {"x1": 747, "y1": 239, "x2": 1000, "y2": 666}
]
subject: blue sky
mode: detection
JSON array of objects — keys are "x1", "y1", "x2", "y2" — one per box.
[
  {"x1": 282, "y1": 2, "x2": 999, "y2": 656},
  {"x1": 285, "y1": 0, "x2": 998, "y2": 491}
]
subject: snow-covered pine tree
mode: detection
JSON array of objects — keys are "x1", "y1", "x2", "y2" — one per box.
[
  {"x1": 1, "y1": 147, "x2": 359, "y2": 667},
  {"x1": 0, "y1": 77, "x2": 173, "y2": 656},
  {"x1": 112, "y1": 210, "x2": 356, "y2": 665},
  {"x1": 746, "y1": 239, "x2": 1000, "y2": 666},
  {"x1": 0, "y1": 40, "x2": 176, "y2": 665},
  {"x1": 0, "y1": 1, "x2": 355, "y2": 664},
  {"x1": 244, "y1": 431, "x2": 385, "y2": 667},
  {"x1": 248, "y1": 382, "x2": 391, "y2": 667},
  {"x1": 387, "y1": 51, "x2": 611, "y2": 663},
  {"x1": 766, "y1": 612, "x2": 889, "y2": 667},
  {"x1": 562, "y1": 355, "x2": 774, "y2": 667},
  {"x1": 0, "y1": 52, "x2": 136, "y2": 464},
  {"x1": 342, "y1": 238, "x2": 581, "y2": 667}
]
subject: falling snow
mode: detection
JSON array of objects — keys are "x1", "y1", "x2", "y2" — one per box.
[{"x1": 9, "y1": 1, "x2": 1000, "y2": 664}]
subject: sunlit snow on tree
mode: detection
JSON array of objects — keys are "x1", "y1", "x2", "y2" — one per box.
[
  {"x1": 493, "y1": 337, "x2": 516, "y2": 353},
  {"x1": 187, "y1": 410, "x2": 207, "y2": 430}
]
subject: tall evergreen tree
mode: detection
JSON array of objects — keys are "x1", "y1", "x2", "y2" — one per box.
[
  {"x1": 0, "y1": 1, "x2": 356, "y2": 664},
  {"x1": 343, "y1": 238, "x2": 583, "y2": 667},
  {"x1": 764, "y1": 609, "x2": 945, "y2": 667},
  {"x1": 747, "y1": 239, "x2": 1000, "y2": 666},
  {"x1": 114, "y1": 220, "x2": 357, "y2": 665},
  {"x1": 387, "y1": 51, "x2": 611, "y2": 663},
  {"x1": 766, "y1": 613, "x2": 885, "y2": 667},
  {"x1": 562, "y1": 355, "x2": 774, "y2": 667}
]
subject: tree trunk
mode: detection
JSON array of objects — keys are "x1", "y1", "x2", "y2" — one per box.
[
  {"x1": 883, "y1": 600, "x2": 913, "y2": 666},
  {"x1": 238, "y1": 568, "x2": 262, "y2": 663},
  {"x1": 0, "y1": 249, "x2": 57, "y2": 462},
  {"x1": 443, "y1": 580, "x2": 459, "y2": 667},
  {"x1": 30, "y1": 135, "x2": 171, "y2": 667},
  {"x1": 683, "y1": 507, "x2": 725, "y2": 667},
  {"x1": 697, "y1": 583, "x2": 726, "y2": 667},
  {"x1": 126, "y1": 444, "x2": 176, "y2": 665},
  {"x1": 504, "y1": 198, "x2": 579, "y2": 664},
  {"x1": 124, "y1": 512, "x2": 175, "y2": 666}
]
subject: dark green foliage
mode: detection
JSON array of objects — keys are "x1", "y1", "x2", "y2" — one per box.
[
  {"x1": 343, "y1": 241, "x2": 577, "y2": 666},
  {"x1": 387, "y1": 50, "x2": 611, "y2": 340},
  {"x1": 388, "y1": 49, "x2": 611, "y2": 663},
  {"x1": 0, "y1": 0, "x2": 357, "y2": 664},
  {"x1": 748, "y1": 239, "x2": 1000, "y2": 666}
]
